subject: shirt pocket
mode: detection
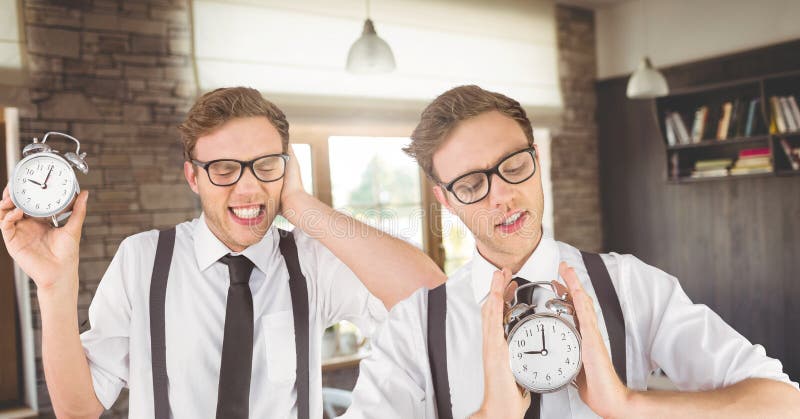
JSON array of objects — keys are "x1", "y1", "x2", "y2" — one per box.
[{"x1": 262, "y1": 310, "x2": 297, "y2": 383}]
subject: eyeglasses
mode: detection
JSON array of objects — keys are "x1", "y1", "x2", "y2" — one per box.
[
  {"x1": 439, "y1": 147, "x2": 537, "y2": 205},
  {"x1": 191, "y1": 153, "x2": 289, "y2": 186}
]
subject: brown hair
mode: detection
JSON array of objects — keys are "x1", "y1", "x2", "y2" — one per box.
[
  {"x1": 178, "y1": 87, "x2": 290, "y2": 160},
  {"x1": 404, "y1": 85, "x2": 534, "y2": 181}
]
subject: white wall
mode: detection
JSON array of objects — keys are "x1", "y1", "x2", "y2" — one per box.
[{"x1": 596, "y1": 0, "x2": 800, "y2": 80}]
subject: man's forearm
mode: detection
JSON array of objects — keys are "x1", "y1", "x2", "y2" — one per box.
[
  {"x1": 283, "y1": 192, "x2": 446, "y2": 309},
  {"x1": 624, "y1": 378, "x2": 800, "y2": 419},
  {"x1": 38, "y1": 279, "x2": 104, "y2": 418}
]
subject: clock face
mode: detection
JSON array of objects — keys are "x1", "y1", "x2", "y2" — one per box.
[
  {"x1": 11, "y1": 154, "x2": 77, "y2": 217},
  {"x1": 507, "y1": 314, "x2": 582, "y2": 392}
]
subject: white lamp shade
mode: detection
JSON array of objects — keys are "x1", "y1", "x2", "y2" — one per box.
[
  {"x1": 626, "y1": 57, "x2": 669, "y2": 99},
  {"x1": 346, "y1": 19, "x2": 396, "y2": 74}
]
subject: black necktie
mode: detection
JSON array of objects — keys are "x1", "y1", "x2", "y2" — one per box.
[
  {"x1": 513, "y1": 277, "x2": 542, "y2": 419},
  {"x1": 216, "y1": 254, "x2": 255, "y2": 419}
]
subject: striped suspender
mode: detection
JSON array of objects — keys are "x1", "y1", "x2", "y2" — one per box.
[{"x1": 149, "y1": 227, "x2": 310, "y2": 419}]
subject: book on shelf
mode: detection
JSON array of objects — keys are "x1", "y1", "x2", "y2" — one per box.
[
  {"x1": 735, "y1": 156, "x2": 771, "y2": 168},
  {"x1": 780, "y1": 138, "x2": 800, "y2": 170},
  {"x1": 731, "y1": 148, "x2": 772, "y2": 175},
  {"x1": 665, "y1": 114, "x2": 677, "y2": 146},
  {"x1": 691, "y1": 106, "x2": 708, "y2": 143},
  {"x1": 744, "y1": 98, "x2": 763, "y2": 137},
  {"x1": 769, "y1": 95, "x2": 800, "y2": 134},
  {"x1": 671, "y1": 112, "x2": 691, "y2": 144},
  {"x1": 789, "y1": 96, "x2": 800, "y2": 129},
  {"x1": 717, "y1": 102, "x2": 733, "y2": 140},
  {"x1": 739, "y1": 147, "x2": 770, "y2": 158},
  {"x1": 771, "y1": 96, "x2": 786, "y2": 133},
  {"x1": 780, "y1": 97, "x2": 799, "y2": 132},
  {"x1": 691, "y1": 168, "x2": 729, "y2": 178},
  {"x1": 663, "y1": 112, "x2": 689, "y2": 145},
  {"x1": 694, "y1": 158, "x2": 734, "y2": 170},
  {"x1": 730, "y1": 166, "x2": 773, "y2": 175},
  {"x1": 728, "y1": 99, "x2": 742, "y2": 138},
  {"x1": 690, "y1": 158, "x2": 732, "y2": 178}
]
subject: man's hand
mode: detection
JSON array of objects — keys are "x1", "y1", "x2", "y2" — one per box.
[
  {"x1": 279, "y1": 144, "x2": 308, "y2": 218},
  {"x1": 0, "y1": 184, "x2": 88, "y2": 292},
  {"x1": 471, "y1": 268, "x2": 532, "y2": 419},
  {"x1": 559, "y1": 262, "x2": 631, "y2": 419}
]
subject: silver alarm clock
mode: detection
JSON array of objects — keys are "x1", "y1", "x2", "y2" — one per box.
[
  {"x1": 505, "y1": 281, "x2": 582, "y2": 393},
  {"x1": 10, "y1": 132, "x2": 88, "y2": 227}
]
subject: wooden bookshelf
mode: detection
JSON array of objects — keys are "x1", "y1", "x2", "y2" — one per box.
[{"x1": 655, "y1": 70, "x2": 800, "y2": 182}]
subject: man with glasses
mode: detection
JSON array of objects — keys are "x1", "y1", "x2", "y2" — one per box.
[
  {"x1": 0, "y1": 87, "x2": 444, "y2": 418},
  {"x1": 342, "y1": 85, "x2": 800, "y2": 418}
]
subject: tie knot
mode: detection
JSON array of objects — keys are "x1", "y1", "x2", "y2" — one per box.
[{"x1": 220, "y1": 254, "x2": 255, "y2": 285}]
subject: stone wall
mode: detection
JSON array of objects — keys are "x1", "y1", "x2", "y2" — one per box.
[
  {"x1": 552, "y1": 5, "x2": 603, "y2": 252},
  {"x1": 18, "y1": 1, "x2": 199, "y2": 416}
]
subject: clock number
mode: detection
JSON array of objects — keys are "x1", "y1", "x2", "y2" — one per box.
[
  {"x1": 516, "y1": 340, "x2": 525, "y2": 348},
  {"x1": 525, "y1": 329, "x2": 533, "y2": 338},
  {"x1": 47, "y1": 203, "x2": 51, "y2": 209},
  {"x1": 546, "y1": 373, "x2": 551, "y2": 381},
  {"x1": 522, "y1": 364, "x2": 528, "y2": 372},
  {"x1": 566, "y1": 344, "x2": 572, "y2": 352},
  {"x1": 558, "y1": 368, "x2": 563, "y2": 376},
  {"x1": 62, "y1": 180, "x2": 67, "y2": 186},
  {"x1": 552, "y1": 324, "x2": 556, "y2": 333},
  {"x1": 561, "y1": 332, "x2": 566, "y2": 341},
  {"x1": 56, "y1": 199, "x2": 61, "y2": 205},
  {"x1": 533, "y1": 372, "x2": 538, "y2": 379},
  {"x1": 536, "y1": 324, "x2": 544, "y2": 332},
  {"x1": 63, "y1": 190, "x2": 67, "y2": 196},
  {"x1": 565, "y1": 358, "x2": 570, "y2": 364},
  {"x1": 517, "y1": 353, "x2": 523, "y2": 359},
  {"x1": 35, "y1": 204, "x2": 40, "y2": 209}
]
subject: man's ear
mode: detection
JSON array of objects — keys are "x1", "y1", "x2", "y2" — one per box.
[
  {"x1": 184, "y1": 161, "x2": 200, "y2": 194},
  {"x1": 432, "y1": 184, "x2": 455, "y2": 213}
]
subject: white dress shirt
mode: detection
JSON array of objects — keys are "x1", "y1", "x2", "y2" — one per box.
[
  {"x1": 342, "y1": 236, "x2": 798, "y2": 419},
  {"x1": 80, "y1": 215, "x2": 386, "y2": 418}
]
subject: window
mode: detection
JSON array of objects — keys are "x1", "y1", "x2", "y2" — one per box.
[{"x1": 328, "y1": 136, "x2": 423, "y2": 248}]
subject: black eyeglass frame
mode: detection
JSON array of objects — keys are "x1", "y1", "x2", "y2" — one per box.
[
  {"x1": 191, "y1": 153, "x2": 290, "y2": 186},
  {"x1": 438, "y1": 147, "x2": 537, "y2": 205}
]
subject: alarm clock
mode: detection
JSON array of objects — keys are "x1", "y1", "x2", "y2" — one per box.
[
  {"x1": 505, "y1": 281, "x2": 582, "y2": 393},
  {"x1": 9, "y1": 132, "x2": 88, "y2": 227}
]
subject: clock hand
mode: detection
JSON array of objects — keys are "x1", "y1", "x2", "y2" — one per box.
[
  {"x1": 541, "y1": 328, "x2": 546, "y2": 351},
  {"x1": 27, "y1": 178, "x2": 42, "y2": 186},
  {"x1": 41, "y1": 166, "x2": 53, "y2": 189},
  {"x1": 523, "y1": 350, "x2": 543, "y2": 355}
]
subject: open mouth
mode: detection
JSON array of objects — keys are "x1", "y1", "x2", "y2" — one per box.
[
  {"x1": 228, "y1": 204, "x2": 266, "y2": 225},
  {"x1": 496, "y1": 210, "x2": 527, "y2": 233}
]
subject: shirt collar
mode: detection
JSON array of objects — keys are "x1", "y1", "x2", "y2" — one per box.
[
  {"x1": 193, "y1": 213, "x2": 276, "y2": 275},
  {"x1": 470, "y1": 234, "x2": 560, "y2": 304}
]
